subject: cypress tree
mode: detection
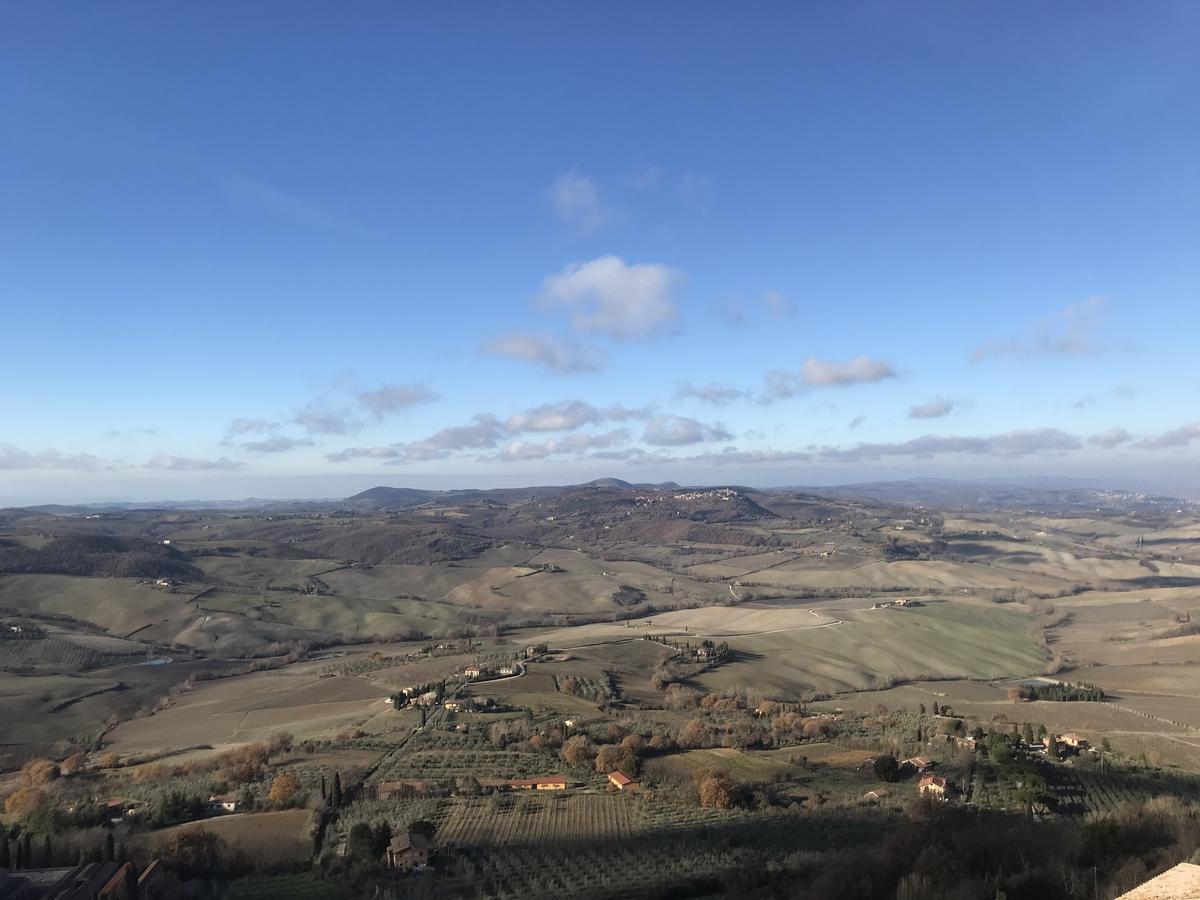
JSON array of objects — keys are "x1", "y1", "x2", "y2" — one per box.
[
  {"x1": 320, "y1": 773, "x2": 328, "y2": 803},
  {"x1": 42, "y1": 834, "x2": 51, "y2": 867},
  {"x1": 0, "y1": 836, "x2": 9, "y2": 869},
  {"x1": 104, "y1": 832, "x2": 115, "y2": 862},
  {"x1": 333, "y1": 772, "x2": 343, "y2": 807},
  {"x1": 22, "y1": 834, "x2": 32, "y2": 869}
]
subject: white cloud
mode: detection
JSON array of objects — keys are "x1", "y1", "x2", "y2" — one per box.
[
  {"x1": 494, "y1": 429, "x2": 630, "y2": 461},
  {"x1": 482, "y1": 333, "x2": 603, "y2": 374},
  {"x1": 763, "y1": 356, "x2": 896, "y2": 400},
  {"x1": 803, "y1": 356, "x2": 897, "y2": 387},
  {"x1": 541, "y1": 256, "x2": 683, "y2": 339},
  {"x1": 643, "y1": 414, "x2": 732, "y2": 447},
  {"x1": 545, "y1": 168, "x2": 605, "y2": 231},
  {"x1": 908, "y1": 398, "x2": 956, "y2": 419},
  {"x1": 505, "y1": 401, "x2": 601, "y2": 433},
  {"x1": 398, "y1": 414, "x2": 506, "y2": 461}
]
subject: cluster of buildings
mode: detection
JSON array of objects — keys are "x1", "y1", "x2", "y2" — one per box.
[{"x1": 0, "y1": 860, "x2": 169, "y2": 899}]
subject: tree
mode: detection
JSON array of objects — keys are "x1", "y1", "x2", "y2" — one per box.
[
  {"x1": 1022, "y1": 723, "x2": 1035, "y2": 745},
  {"x1": 18, "y1": 758, "x2": 59, "y2": 787},
  {"x1": 60, "y1": 752, "x2": 86, "y2": 776},
  {"x1": 372, "y1": 821, "x2": 393, "y2": 859},
  {"x1": 96, "y1": 752, "x2": 120, "y2": 769},
  {"x1": 346, "y1": 823, "x2": 377, "y2": 862},
  {"x1": 105, "y1": 832, "x2": 116, "y2": 862},
  {"x1": 409, "y1": 819, "x2": 437, "y2": 840},
  {"x1": 42, "y1": 834, "x2": 51, "y2": 867},
  {"x1": 698, "y1": 772, "x2": 737, "y2": 809},
  {"x1": 873, "y1": 754, "x2": 901, "y2": 783},
  {"x1": 0, "y1": 836, "x2": 8, "y2": 869},
  {"x1": 4, "y1": 787, "x2": 45, "y2": 817},
  {"x1": 162, "y1": 829, "x2": 224, "y2": 877},
  {"x1": 320, "y1": 774, "x2": 328, "y2": 804},
  {"x1": 332, "y1": 772, "x2": 343, "y2": 807},
  {"x1": 561, "y1": 735, "x2": 596, "y2": 767},
  {"x1": 267, "y1": 772, "x2": 299, "y2": 808},
  {"x1": 594, "y1": 744, "x2": 633, "y2": 774}
]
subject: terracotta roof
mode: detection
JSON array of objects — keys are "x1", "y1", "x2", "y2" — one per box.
[
  {"x1": 919, "y1": 774, "x2": 948, "y2": 789},
  {"x1": 98, "y1": 862, "x2": 135, "y2": 897},
  {"x1": 608, "y1": 771, "x2": 634, "y2": 786},
  {"x1": 509, "y1": 776, "x2": 568, "y2": 787},
  {"x1": 390, "y1": 832, "x2": 431, "y2": 852}
]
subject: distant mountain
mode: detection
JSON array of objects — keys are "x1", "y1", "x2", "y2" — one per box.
[{"x1": 342, "y1": 486, "x2": 438, "y2": 509}]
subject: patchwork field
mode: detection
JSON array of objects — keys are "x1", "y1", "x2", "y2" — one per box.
[{"x1": 528, "y1": 597, "x2": 1047, "y2": 695}]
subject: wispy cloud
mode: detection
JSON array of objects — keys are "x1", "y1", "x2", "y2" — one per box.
[
  {"x1": 292, "y1": 401, "x2": 359, "y2": 436},
  {"x1": 541, "y1": 256, "x2": 683, "y2": 339},
  {"x1": 355, "y1": 383, "x2": 438, "y2": 419},
  {"x1": 225, "y1": 418, "x2": 278, "y2": 437},
  {"x1": 908, "y1": 397, "x2": 956, "y2": 419},
  {"x1": 545, "y1": 168, "x2": 605, "y2": 231},
  {"x1": 848, "y1": 415, "x2": 867, "y2": 429},
  {"x1": 1138, "y1": 422, "x2": 1200, "y2": 450},
  {"x1": 218, "y1": 170, "x2": 365, "y2": 233},
  {"x1": 971, "y1": 297, "x2": 1108, "y2": 363},
  {"x1": 0, "y1": 445, "x2": 106, "y2": 471},
  {"x1": 675, "y1": 382, "x2": 751, "y2": 406},
  {"x1": 820, "y1": 428, "x2": 1081, "y2": 463},
  {"x1": 481, "y1": 333, "x2": 604, "y2": 374},
  {"x1": 1088, "y1": 427, "x2": 1133, "y2": 448},
  {"x1": 102, "y1": 427, "x2": 161, "y2": 439},
  {"x1": 240, "y1": 436, "x2": 315, "y2": 454},
  {"x1": 144, "y1": 454, "x2": 244, "y2": 471}
]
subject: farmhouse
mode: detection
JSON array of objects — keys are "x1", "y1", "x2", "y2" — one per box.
[
  {"x1": 443, "y1": 700, "x2": 461, "y2": 711},
  {"x1": 209, "y1": 792, "x2": 238, "y2": 813},
  {"x1": 387, "y1": 832, "x2": 431, "y2": 870},
  {"x1": 608, "y1": 771, "x2": 637, "y2": 791},
  {"x1": 463, "y1": 666, "x2": 482, "y2": 679},
  {"x1": 376, "y1": 780, "x2": 433, "y2": 799},
  {"x1": 1060, "y1": 732, "x2": 1090, "y2": 750},
  {"x1": 864, "y1": 788, "x2": 890, "y2": 802},
  {"x1": 903, "y1": 756, "x2": 934, "y2": 773},
  {"x1": 918, "y1": 774, "x2": 949, "y2": 799},
  {"x1": 498, "y1": 665, "x2": 516, "y2": 676}
]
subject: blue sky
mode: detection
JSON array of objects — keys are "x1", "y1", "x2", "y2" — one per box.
[{"x1": 2, "y1": 2, "x2": 1198, "y2": 503}]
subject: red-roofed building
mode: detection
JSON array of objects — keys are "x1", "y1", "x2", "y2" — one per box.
[
  {"x1": 918, "y1": 774, "x2": 949, "y2": 799},
  {"x1": 509, "y1": 776, "x2": 568, "y2": 790},
  {"x1": 608, "y1": 771, "x2": 636, "y2": 790}
]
